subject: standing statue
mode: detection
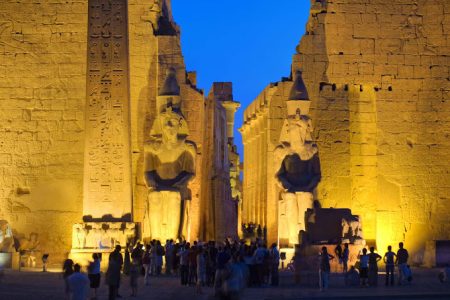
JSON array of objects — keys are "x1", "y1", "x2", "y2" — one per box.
[
  {"x1": 143, "y1": 68, "x2": 196, "y2": 242},
  {"x1": 275, "y1": 70, "x2": 321, "y2": 246}
]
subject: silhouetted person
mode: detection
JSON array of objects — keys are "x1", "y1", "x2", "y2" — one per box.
[
  {"x1": 368, "y1": 247, "x2": 382, "y2": 286},
  {"x1": 88, "y1": 253, "x2": 101, "y2": 299},
  {"x1": 142, "y1": 246, "x2": 151, "y2": 286},
  {"x1": 196, "y1": 247, "x2": 207, "y2": 294},
  {"x1": 67, "y1": 264, "x2": 89, "y2": 300},
  {"x1": 358, "y1": 248, "x2": 369, "y2": 287},
  {"x1": 106, "y1": 245, "x2": 123, "y2": 300},
  {"x1": 319, "y1": 247, "x2": 334, "y2": 291},
  {"x1": 215, "y1": 246, "x2": 231, "y2": 296},
  {"x1": 270, "y1": 243, "x2": 280, "y2": 286},
  {"x1": 335, "y1": 242, "x2": 343, "y2": 272},
  {"x1": 396, "y1": 242, "x2": 409, "y2": 285},
  {"x1": 384, "y1": 245, "x2": 396, "y2": 286},
  {"x1": 129, "y1": 258, "x2": 140, "y2": 297},
  {"x1": 178, "y1": 243, "x2": 190, "y2": 285},
  {"x1": 345, "y1": 266, "x2": 360, "y2": 287},
  {"x1": 342, "y1": 243, "x2": 350, "y2": 272},
  {"x1": 62, "y1": 258, "x2": 74, "y2": 300}
]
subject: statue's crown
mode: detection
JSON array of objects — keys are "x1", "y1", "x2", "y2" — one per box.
[{"x1": 287, "y1": 70, "x2": 311, "y2": 117}]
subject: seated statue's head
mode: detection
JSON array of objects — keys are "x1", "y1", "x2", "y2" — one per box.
[
  {"x1": 282, "y1": 111, "x2": 312, "y2": 149},
  {"x1": 150, "y1": 107, "x2": 189, "y2": 144}
]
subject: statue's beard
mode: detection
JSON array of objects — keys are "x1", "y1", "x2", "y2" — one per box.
[
  {"x1": 291, "y1": 137, "x2": 306, "y2": 149},
  {"x1": 162, "y1": 134, "x2": 178, "y2": 146}
]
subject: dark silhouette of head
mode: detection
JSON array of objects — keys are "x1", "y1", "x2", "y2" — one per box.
[
  {"x1": 388, "y1": 245, "x2": 392, "y2": 251},
  {"x1": 399, "y1": 242, "x2": 404, "y2": 249},
  {"x1": 115, "y1": 245, "x2": 121, "y2": 252},
  {"x1": 370, "y1": 247, "x2": 375, "y2": 253},
  {"x1": 74, "y1": 264, "x2": 81, "y2": 272},
  {"x1": 362, "y1": 248, "x2": 367, "y2": 255}
]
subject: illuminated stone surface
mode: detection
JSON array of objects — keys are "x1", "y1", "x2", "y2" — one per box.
[
  {"x1": 274, "y1": 77, "x2": 321, "y2": 246},
  {"x1": 241, "y1": 0, "x2": 450, "y2": 263},
  {"x1": 83, "y1": 0, "x2": 133, "y2": 220},
  {"x1": 143, "y1": 70, "x2": 196, "y2": 241},
  {"x1": 0, "y1": 0, "x2": 239, "y2": 262}
]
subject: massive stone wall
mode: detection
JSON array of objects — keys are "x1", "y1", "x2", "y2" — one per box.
[
  {"x1": 242, "y1": 0, "x2": 450, "y2": 262},
  {"x1": 297, "y1": 0, "x2": 450, "y2": 260},
  {"x1": 0, "y1": 0, "x2": 88, "y2": 261}
]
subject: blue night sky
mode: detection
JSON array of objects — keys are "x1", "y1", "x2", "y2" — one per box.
[{"x1": 171, "y1": 1, "x2": 311, "y2": 157}]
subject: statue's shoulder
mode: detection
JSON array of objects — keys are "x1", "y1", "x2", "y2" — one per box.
[
  {"x1": 184, "y1": 140, "x2": 197, "y2": 157},
  {"x1": 274, "y1": 142, "x2": 291, "y2": 156},
  {"x1": 184, "y1": 140, "x2": 197, "y2": 154}
]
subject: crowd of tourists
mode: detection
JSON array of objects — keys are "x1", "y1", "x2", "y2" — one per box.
[
  {"x1": 61, "y1": 239, "x2": 450, "y2": 299},
  {"x1": 62, "y1": 238, "x2": 279, "y2": 300}
]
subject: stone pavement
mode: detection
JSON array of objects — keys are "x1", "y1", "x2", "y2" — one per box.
[{"x1": 0, "y1": 268, "x2": 449, "y2": 300}]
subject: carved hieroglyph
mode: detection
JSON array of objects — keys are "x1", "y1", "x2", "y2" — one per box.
[{"x1": 83, "y1": 0, "x2": 132, "y2": 219}]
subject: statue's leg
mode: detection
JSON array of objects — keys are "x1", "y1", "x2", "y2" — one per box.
[
  {"x1": 283, "y1": 193, "x2": 298, "y2": 246},
  {"x1": 166, "y1": 191, "x2": 181, "y2": 241},
  {"x1": 296, "y1": 192, "x2": 314, "y2": 232},
  {"x1": 149, "y1": 191, "x2": 162, "y2": 241},
  {"x1": 278, "y1": 196, "x2": 288, "y2": 243},
  {"x1": 181, "y1": 199, "x2": 190, "y2": 241}
]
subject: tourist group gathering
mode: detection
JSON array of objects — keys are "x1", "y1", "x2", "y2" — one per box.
[{"x1": 60, "y1": 238, "x2": 450, "y2": 300}]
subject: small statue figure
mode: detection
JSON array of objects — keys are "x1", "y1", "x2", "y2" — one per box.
[
  {"x1": 341, "y1": 216, "x2": 363, "y2": 243},
  {"x1": 72, "y1": 224, "x2": 86, "y2": 249},
  {"x1": 92, "y1": 224, "x2": 102, "y2": 249},
  {"x1": 0, "y1": 220, "x2": 14, "y2": 252},
  {"x1": 125, "y1": 223, "x2": 136, "y2": 245}
]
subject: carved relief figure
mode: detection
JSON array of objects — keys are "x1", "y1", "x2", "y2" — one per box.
[
  {"x1": 341, "y1": 216, "x2": 364, "y2": 243},
  {"x1": 275, "y1": 71, "x2": 321, "y2": 246},
  {"x1": 0, "y1": 220, "x2": 14, "y2": 252},
  {"x1": 72, "y1": 224, "x2": 86, "y2": 249},
  {"x1": 143, "y1": 68, "x2": 196, "y2": 242}
]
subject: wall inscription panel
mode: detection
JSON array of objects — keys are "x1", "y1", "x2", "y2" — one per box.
[{"x1": 83, "y1": 0, "x2": 132, "y2": 220}]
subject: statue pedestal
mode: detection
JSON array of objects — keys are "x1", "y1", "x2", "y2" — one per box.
[
  {"x1": 69, "y1": 248, "x2": 117, "y2": 271},
  {"x1": 70, "y1": 222, "x2": 136, "y2": 269},
  {"x1": 295, "y1": 243, "x2": 364, "y2": 272}
]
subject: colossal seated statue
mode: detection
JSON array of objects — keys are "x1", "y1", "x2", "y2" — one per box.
[
  {"x1": 143, "y1": 68, "x2": 196, "y2": 242},
  {"x1": 275, "y1": 71, "x2": 321, "y2": 247}
]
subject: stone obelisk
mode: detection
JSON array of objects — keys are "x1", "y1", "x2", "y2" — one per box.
[
  {"x1": 83, "y1": 0, "x2": 132, "y2": 221},
  {"x1": 70, "y1": 0, "x2": 135, "y2": 265}
]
